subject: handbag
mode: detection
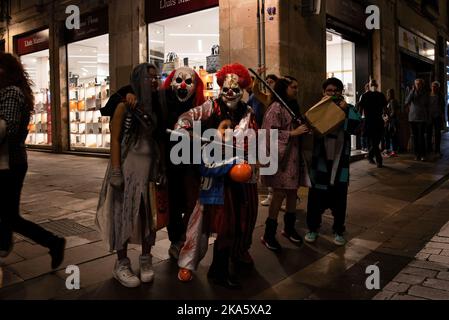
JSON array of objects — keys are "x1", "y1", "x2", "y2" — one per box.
[
  {"x1": 0, "y1": 118, "x2": 9, "y2": 170},
  {"x1": 206, "y1": 45, "x2": 220, "y2": 73},
  {"x1": 305, "y1": 96, "x2": 346, "y2": 136}
]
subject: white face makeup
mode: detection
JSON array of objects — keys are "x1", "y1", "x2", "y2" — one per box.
[
  {"x1": 171, "y1": 67, "x2": 196, "y2": 102},
  {"x1": 221, "y1": 74, "x2": 243, "y2": 110}
]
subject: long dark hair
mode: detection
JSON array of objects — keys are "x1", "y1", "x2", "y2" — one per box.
[
  {"x1": 0, "y1": 52, "x2": 35, "y2": 112},
  {"x1": 273, "y1": 76, "x2": 300, "y2": 117}
]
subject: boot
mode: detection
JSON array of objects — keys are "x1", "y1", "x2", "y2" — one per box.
[
  {"x1": 208, "y1": 243, "x2": 240, "y2": 289},
  {"x1": 261, "y1": 218, "x2": 282, "y2": 251},
  {"x1": 282, "y1": 212, "x2": 303, "y2": 245},
  {"x1": 49, "y1": 236, "x2": 66, "y2": 270}
]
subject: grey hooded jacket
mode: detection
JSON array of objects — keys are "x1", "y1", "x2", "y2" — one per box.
[{"x1": 405, "y1": 89, "x2": 429, "y2": 122}]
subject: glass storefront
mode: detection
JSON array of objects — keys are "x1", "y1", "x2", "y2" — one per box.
[
  {"x1": 326, "y1": 30, "x2": 357, "y2": 150},
  {"x1": 148, "y1": 6, "x2": 220, "y2": 99},
  {"x1": 67, "y1": 34, "x2": 111, "y2": 150}
]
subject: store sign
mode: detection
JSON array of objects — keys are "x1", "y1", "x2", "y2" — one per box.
[
  {"x1": 65, "y1": 8, "x2": 108, "y2": 43},
  {"x1": 326, "y1": 0, "x2": 365, "y2": 30},
  {"x1": 399, "y1": 27, "x2": 435, "y2": 61},
  {"x1": 15, "y1": 30, "x2": 49, "y2": 56},
  {"x1": 146, "y1": 0, "x2": 219, "y2": 23}
]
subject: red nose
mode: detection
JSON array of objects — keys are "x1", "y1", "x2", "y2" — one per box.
[{"x1": 181, "y1": 82, "x2": 187, "y2": 89}]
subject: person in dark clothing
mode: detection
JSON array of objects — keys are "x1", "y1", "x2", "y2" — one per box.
[
  {"x1": 358, "y1": 80, "x2": 388, "y2": 168},
  {"x1": 102, "y1": 67, "x2": 205, "y2": 260},
  {"x1": 0, "y1": 53, "x2": 66, "y2": 268},
  {"x1": 405, "y1": 79, "x2": 429, "y2": 161},
  {"x1": 384, "y1": 89, "x2": 401, "y2": 157},
  {"x1": 427, "y1": 81, "x2": 444, "y2": 157}
]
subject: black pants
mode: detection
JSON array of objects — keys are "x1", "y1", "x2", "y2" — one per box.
[
  {"x1": 166, "y1": 165, "x2": 200, "y2": 244},
  {"x1": 368, "y1": 135, "x2": 383, "y2": 165},
  {"x1": 0, "y1": 166, "x2": 57, "y2": 249},
  {"x1": 307, "y1": 184, "x2": 348, "y2": 235},
  {"x1": 426, "y1": 117, "x2": 442, "y2": 154},
  {"x1": 410, "y1": 122, "x2": 427, "y2": 158}
]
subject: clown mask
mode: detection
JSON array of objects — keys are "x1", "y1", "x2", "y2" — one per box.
[
  {"x1": 171, "y1": 67, "x2": 196, "y2": 103},
  {"x1": 221, "y1": 74, "x2": 243, "y2": 110}
]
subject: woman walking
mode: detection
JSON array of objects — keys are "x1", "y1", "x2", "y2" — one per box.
[{"x1": 0, "y1": 53, "x2": 65, "y2": 268}]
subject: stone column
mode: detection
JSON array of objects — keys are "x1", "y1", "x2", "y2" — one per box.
[{"x1": 108, "y1": 0, "x2": 147, "y2": 93}]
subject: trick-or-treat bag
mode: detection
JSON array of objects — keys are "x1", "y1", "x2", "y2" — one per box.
[
  {"x1": 305, "y1": 96, "x2": 346, "y2": 136},
  {"x1": 206, "y1": 45, "x2": 220, "y2": 73}
]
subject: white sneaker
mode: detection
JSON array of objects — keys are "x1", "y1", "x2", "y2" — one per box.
[
  {"x1": 113, "y1": 258, "x2": 141, "y2": 288},
  {"x1": 139, "y1": 255, "x2": 155, "y2": 283},
  {"x1": 261, "y1": 195, "x2": 273, "y2": 206},
  {"x1": 168, "y1": 242, "x2": 183, "y2": 260}
]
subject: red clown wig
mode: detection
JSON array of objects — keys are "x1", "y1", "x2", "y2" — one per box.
[
  {"x1": 163, "y1": 68, "x2": 206, "y2": 107},
  {"x1": 216, "y1": 63, "x2": 252, "y2": 89}
]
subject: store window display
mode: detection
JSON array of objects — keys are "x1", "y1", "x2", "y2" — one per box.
[
  {"x1": 67, "y1": 34, "x2": 110, "y2": 150},
  {"x1": 148, "y1": 7, "x2": 220, "y2": 100},
  {"x1": 21, "y1": 50, "x2": 52, "y2": 146}
]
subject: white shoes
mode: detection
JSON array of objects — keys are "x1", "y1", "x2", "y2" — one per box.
[
  {"x1": 113, "y1": 256, "x2": 155, "y2": 287},
  {"x1": 139, "y1": 255, "x2": 155, "y2": 283},
  {"x1": 113, "y1": 258, "x2": 141, "y2": 288},
  {"x1": 261, "y1": 194, "x2": 273, "y2": 206}
]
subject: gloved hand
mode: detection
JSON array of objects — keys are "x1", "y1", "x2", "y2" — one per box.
[{"x1": 110, "y1": 167, "x2": 124, "y2": 189}]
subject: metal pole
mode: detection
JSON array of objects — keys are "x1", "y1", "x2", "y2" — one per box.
[
  {"x1": 261, "y1": 0, "x2": 266, "y2": 79},
  {"x1": 249, "y1": 68, "x2": 299, "y2": 122},
  {"x1": 257, "y1": 0, "x2": 262, "y2": 69}
]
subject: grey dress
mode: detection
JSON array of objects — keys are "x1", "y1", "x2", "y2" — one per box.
[{"x1": 96, "y1": 109, "x2": 161, "y2": 252}]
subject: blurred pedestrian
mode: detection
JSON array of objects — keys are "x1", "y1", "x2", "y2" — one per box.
[
  {"x1": 384, "y1": 89, "x2": 400, "y2": 157},
  {"x1": 358, "y1": 79, "x2": 388, "y2": 168},
  {"x1": 405, "y1": 79, "x2": 429, "y2": 161},
  {"x1": 427, "y1": 81, "x2": 444, "y2": 157},
  {"x1": 0, "y1": 53, "x2": 66, "y2": 268}
]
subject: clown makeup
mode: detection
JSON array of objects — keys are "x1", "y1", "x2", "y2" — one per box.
[
  {"x1": 171, "y1": 67, "x2": 196, "y2": 103},
  {"x1": 221, "y1": 74, "x2": 244, "y2": 110}
]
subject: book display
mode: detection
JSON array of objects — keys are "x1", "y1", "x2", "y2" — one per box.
[{"x1": 26, "y1": 88, "x2": 52, "y2": 146}]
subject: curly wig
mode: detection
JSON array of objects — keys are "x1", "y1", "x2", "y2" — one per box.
[{"x1": 216, "y1": 63, "x2": 251, "y2": 89}]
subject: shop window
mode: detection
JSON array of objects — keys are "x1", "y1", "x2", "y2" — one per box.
[
  {"x1": 21, "y1": 50, "x2": 52, "y2": 146},
  {"x1": 326, "y1": 31, "x2": 358, "y2": 151},
  {"x1": 148, "y1": 7, "x2": 220, "y2": 99},
  {"x1": 67, "y1": 34, "x2": 110, "y2": 150}
]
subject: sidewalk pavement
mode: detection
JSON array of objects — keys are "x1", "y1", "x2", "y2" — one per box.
[{"x1": 1, "y1": 135, "x2": 449, "y2": 300}]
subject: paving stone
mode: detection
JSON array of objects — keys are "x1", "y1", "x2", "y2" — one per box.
[
  {"x1": 0, "y1": 252, "x2": 25, "y2": 266},
  {"x1": 409, "y1": 260, "x2": 449, "y2": 272},
  {"x1": 415, "y1": 253, "x2": 430, "y2": 261},
  {"x1": 408, "y1": 285, "x2": 449, "y2": 300},
  {"x1": 0, "y1": 268, "x2": 24, "y2": 289},
  {"x1": 402, "y1": 267, "x2": 438, "y2": 278},
  {"x1": 428, "y1": 255, "x2": 449, "y2": 266},
  {"x1": 393, "y1": 273, "x2": 426, "y2": 285},
  {"x1": 423, "y1": 278, "x2": 449, "y2": 291},
  {"x1": 426, "y1": 242, "x2": 449, "y2": 250},
  {"x1": 384, "y1": 282, "x2": 410, "y2": 293},
  {"x1": 421, "y1": 248, "x2": 442, "y2": 255},
  {"x1": 11, "y1": 241, "x2": 50, "y2": 260},
  {"x1": 440, "y1": 250, "x2": 449, "y2": 257},
  {"x1": 391, "y1": 294, "x2": 426, "y2": 300},
  {"x1": 372, "y1": 290, "x2": 395, "y2": 300},
  {"x1": 437, "y1": 272, "x2": 449, "y2": 281}
]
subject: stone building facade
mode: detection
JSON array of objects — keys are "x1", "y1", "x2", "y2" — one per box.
[{"x1": 1, "y1": 0, "x2": 448, "y2": 153}]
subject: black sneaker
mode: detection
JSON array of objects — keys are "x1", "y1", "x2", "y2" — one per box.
[
  {"x1": 282, "y1": 230, "x2": 303, "y2": 245},
  {"x1": 261, "y1": 236, "x2": 282, "y2": 251},
  {"x1": 50, "y1": 237, "x2": 66, "y2": 269}
]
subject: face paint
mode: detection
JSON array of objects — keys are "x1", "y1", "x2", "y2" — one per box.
[
  {"x1": 221, "y1": 74, "x2": 243, "y2": 110},
  {"x1": 171, "y1": 67, "x2": 196, "y2": 103}
]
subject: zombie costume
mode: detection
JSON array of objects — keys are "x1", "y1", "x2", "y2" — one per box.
[
  {"x1": 101, "y1": 67, "x2": 206, "y2": 252},
  {"x1": 96, "y1": 64, "x2": 164, "y2": 252},
  {"x1": 175, "y1": 63, "x2": 259, "y2": 287}
]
